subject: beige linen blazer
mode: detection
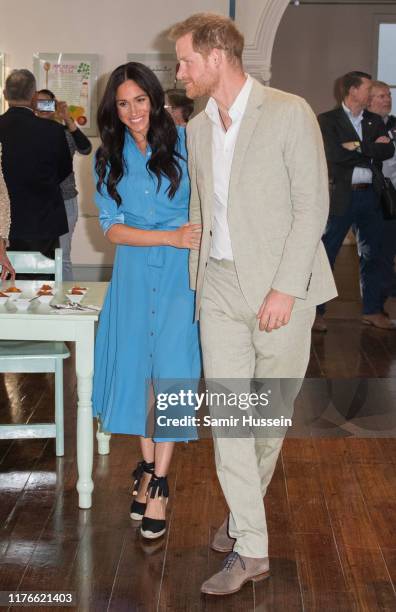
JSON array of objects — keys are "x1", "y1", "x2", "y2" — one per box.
[
  {"x1": 186, "y1": 80, "x2": 337, "y2": 320},
  {"x1": 0, "y1": 143, "x2": 11, "y2": 243}
]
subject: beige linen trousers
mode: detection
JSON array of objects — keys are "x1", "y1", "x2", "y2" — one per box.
[{"x1": 186, "y1": 80, "x2": 337, "y2": 558}]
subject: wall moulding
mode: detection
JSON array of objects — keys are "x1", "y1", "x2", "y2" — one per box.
[{"x1": 236, "y1": 0, "x2": 290, "y2": 83}]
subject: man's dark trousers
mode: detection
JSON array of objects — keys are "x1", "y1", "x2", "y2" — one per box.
[
  {"x1": 318, "y1": 185, "x2": 383, "y2": 315},
  {"x1": 380, "y1": 218, "x2": 396, "y2": 303}
]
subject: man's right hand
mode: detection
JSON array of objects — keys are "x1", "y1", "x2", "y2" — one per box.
[{"x1": 341, "y1": 141, "x2": 360, "y2": 151}]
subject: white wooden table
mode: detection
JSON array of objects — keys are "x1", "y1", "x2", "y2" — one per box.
[{"x1": 0, "y1": 280, "x2": 108, "y2": 508}]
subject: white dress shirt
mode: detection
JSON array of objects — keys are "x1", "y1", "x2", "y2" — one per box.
[
  {"x1": 342, "y1": 102, "x2": 372, "y2": 185},
  {"x1": 205, "y1": 75, "x2": 253, "y2": 261}
]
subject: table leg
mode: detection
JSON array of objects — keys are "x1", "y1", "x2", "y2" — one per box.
[
  {"x1": 96, "y1": 419, "x2": 111, "y2": 455},
  {"x1": 76, "y1": 329, "x2": 94, "y2": 508}
]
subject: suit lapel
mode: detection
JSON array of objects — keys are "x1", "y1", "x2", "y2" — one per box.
[
  {"x1": 334, "y1": 107, "x2": 360, "y2": 141},
  {"x1": 228, "y1": 80, "x2": 264, "y2": 209},
  {"x1": 197, "y1": 114, "x2": 214, "y2": 225},
  {"x1": 386, "y1": 115, "x2": 396, "y2": 131},
  {"x1": 362, "y1": 110, "x2": 374, "y2": 142}
]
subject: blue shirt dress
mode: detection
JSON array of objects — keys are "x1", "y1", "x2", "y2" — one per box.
[{"x1": 92, "y1": 127, "x2": 201, "y2": 440}]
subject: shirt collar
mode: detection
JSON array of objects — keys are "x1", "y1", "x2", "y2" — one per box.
[
  {"x1": 205, "y1": 74, "x2": 253, "y2": 126},
  {"x1": 342, "y1": 101, "x2": 363, "y2": 123},
  {"x1": 8, "y1": 105, "x2": 34, "y2": 113}
]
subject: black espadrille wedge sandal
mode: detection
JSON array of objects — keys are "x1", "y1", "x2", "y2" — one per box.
[
  {"x1": 140, "y1": 474, "x2": 169, "y2": 539},
  {"x1": 130, "y1": 460, "x2": 155, "y2": 520}
]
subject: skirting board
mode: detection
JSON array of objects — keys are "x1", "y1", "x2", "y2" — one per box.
[{"x1": 72, "y1": 264, "x2": 113, "y2": 282}]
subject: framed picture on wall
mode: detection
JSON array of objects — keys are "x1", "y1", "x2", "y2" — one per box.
[
  {"x1": 33, "y1": 53, "x2": 99, "y2": 136},
  {"x1": 127, "y1": 53, "x2": 181, "y2": 90},
  {"x1": 0, "y1": 54, "x2": 5, "y2": 114}
]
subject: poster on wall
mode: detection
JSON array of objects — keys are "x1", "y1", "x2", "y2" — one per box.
[
  {"x1": 127, "y1": 53, "x2": 181, "y2": 91},
  {"x1": 0, "y1": 54, "x2": 5, "y2": 114},
  {"x1": 33, "y1": 53, "x2": 99, "y2": 136}
]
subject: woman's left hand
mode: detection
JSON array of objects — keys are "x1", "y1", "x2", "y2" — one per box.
[{"x1": 168, "y1": 223, "x2": 202, "y2": 250}]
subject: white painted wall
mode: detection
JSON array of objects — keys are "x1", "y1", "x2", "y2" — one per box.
[{"x1": 0, "y1": 0, "x2": 228, "y2": 266}]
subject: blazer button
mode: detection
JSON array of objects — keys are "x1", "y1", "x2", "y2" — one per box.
[{"x1": 209, "y1": 230, "x2": 212, "y2": 236}]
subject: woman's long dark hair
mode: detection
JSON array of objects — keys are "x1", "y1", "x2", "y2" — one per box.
[{"x1": 95, "y1": 62, "x2": 183, "y2": 204}]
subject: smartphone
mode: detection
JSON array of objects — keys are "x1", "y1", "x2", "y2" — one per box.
[{"x1": 36, "y1": 99, "x2": 56, "y2": 112}]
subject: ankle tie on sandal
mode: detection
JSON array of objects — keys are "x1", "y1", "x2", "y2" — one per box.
[
  {"x1": 132, "y1": 460, "x2": 155, "y2": 496},
  {"x1": 147, "y1": 474, "x2": 169, "y2": 500}
]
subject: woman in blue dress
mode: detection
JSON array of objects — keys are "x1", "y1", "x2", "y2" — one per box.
[{"x1": 93, "y1": 63, "x2": 201, "y2": 539}]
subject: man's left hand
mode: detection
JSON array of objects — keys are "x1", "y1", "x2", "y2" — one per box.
[
  {"x1": 375, "y1": 135, "x2": 390, "y2": 144},
  {"x1": 257, "y1": 289, "x2": 295, "y2": 332}
]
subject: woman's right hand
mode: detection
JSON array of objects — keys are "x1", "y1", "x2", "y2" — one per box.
[
  {"x1": 0, "y1": 241, "x2": 15, "y2": 281},
  {"x1": 169, "y1": 223, "x2": 202, "y2": 250}
]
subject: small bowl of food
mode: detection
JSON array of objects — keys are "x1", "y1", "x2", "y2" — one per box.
[
  {"x1": 66, "y1": 290, "x2": 84, "y2": 304},
  {"x1": 14, "y1": 298, "x2": 31, "y2": 311},
  {"x1": 37, "y1": 290, "x2": 54, "y2": 304},
  {"x1": 3, "y1": 286, "x2": 22, "y2": 301},
  {"x1": 38, "y1": 284, "x2": 53, "y2": 292},
  {"x1": 71, "y1": 285, "x2": 88, "y2": 295},
  {"x1": 0, "y1": 291, "x2": 9, "y2": 305}
]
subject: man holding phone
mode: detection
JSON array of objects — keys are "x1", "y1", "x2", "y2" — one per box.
[
  {"x1": 35, "y1": 89, "x2": 92, "y2": 280},
  {"x1": 0, "y1": 69, "x2": 72, "y2": 264}
]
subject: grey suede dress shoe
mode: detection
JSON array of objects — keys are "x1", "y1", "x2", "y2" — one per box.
[
  {"x1": 211, "y1": 518, "x2": 236, "y2": 553},
  {"x1": 362, "y1": 313, "x2": 396, "y2": 330},
  {"x1": 201, "y1": 552, "x2": 270, "y2": 596}
]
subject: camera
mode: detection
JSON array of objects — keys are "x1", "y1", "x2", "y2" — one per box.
[{"x1": 36, "y1": 99, "x2": 56, "y2": 112}]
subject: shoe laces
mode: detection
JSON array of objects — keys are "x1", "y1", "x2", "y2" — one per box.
[{"x1": 222, "y1": 552, "x2": 246, "y2": 573}]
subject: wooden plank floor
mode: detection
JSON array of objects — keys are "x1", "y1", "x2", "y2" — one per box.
[{"x1": 0, "y1": 246, "x2": 396, "y2": 611}]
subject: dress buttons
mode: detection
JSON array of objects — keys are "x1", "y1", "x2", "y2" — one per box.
[
  {"x1": 150, "y1": 332, "x2": 154, "y2": 336},
  {"x1": 153, "y1": 288, "x2": 156, "y2": 292},
  {"x1": 152, "y1": 310, "x2": 155, "y2": 314},
  {"x1": 145, "y1": 190, "x2": 149, "y2": 194}
]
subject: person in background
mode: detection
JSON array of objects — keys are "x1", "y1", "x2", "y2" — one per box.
[
  {"x1": 164, "y1": 88, "x2": 194, "y2": 127},
  {"x1": 0, "y1": 142, "x2": 14, "y2": 280},
  {"x1": 0, "y1": 70, "x2": 71, "y2": 265},
  {"x1": 367, "y1": 81, "x2": 396, "y2": 310},
  {"x1": 316, "y1": 71, "x2": 395, "y2": 331},
  {"x1": 92, "y1": 62, "x2": 201, "y2": 541},
  {"x1": 36, "y1": 89, "x2": 92, "y2": 280}
]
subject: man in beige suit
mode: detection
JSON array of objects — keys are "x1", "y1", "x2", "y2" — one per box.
[{"x1": 170, "y1": 13, "x2": 337, "y2": 596}]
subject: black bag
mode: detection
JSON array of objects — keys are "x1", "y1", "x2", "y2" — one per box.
[{"x1": 380, "y1": 177, "x2": 396, "y2": 220}]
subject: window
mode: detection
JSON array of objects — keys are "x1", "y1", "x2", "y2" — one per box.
[{"x1": 377, "y1": 23, "x2": 396, "y2": 114}]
